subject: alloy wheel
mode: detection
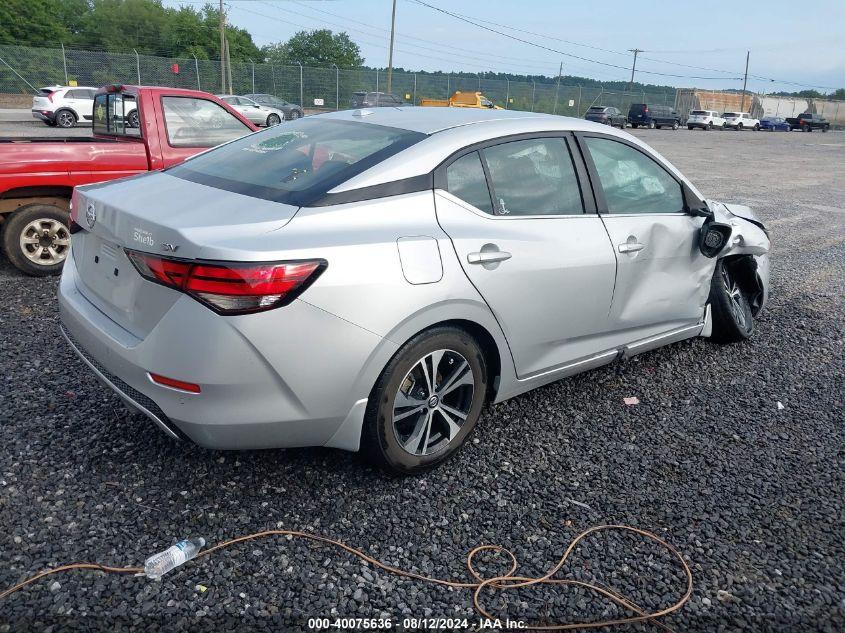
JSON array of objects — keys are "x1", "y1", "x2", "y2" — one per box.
[
  {"x1": 19, "y1": 218, "x2": 70, "y2": 265},
  {"x1": 57, "y1": 111, "x2": 75, "y2": 127},
  {"x1": 721, "y1": 266, "x2": 748, "y2": 331},
  {"x1": 392, "y1": 349, "x2": 475, "y2": 456}
]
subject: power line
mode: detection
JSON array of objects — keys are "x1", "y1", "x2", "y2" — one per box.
[
  {"x1": 407, "y1": 0, "x2": 840, "y2": 90},
  {"x1": 407, "y1": 0, "x2": 739, "y2": 81}
]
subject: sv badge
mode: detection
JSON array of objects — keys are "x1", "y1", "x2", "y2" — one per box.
[{"x1": 161, "y1": 243, "x2": 179, "y2": 252}]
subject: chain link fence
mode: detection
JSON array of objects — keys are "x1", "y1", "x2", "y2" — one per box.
[{"x1": 1, "y1": 43, "x2": 842, "y2": 125}]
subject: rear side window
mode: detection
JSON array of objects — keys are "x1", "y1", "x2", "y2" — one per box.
[
  {"x1": 162, "y1": 96, "x2": 251, "y2": 148},
  {"x1": 446, "y1": 152, "x2": 493, "y2": 214},
  {"x1": 482, "y1": 138, "x2": 583, "y2": 216},
  {"x1": 584, "y1": 137, "x2": 683, "y2": 215},
  {"x1": 169, "y1": 118, "x2": 425, "y2": 206},
  {"x1": 92, "y1": 92, "x2": 140, "y2": 137}
]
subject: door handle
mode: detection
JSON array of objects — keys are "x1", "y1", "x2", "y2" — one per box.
[
  {"x1": 618, "y1": 242, "x2": 645, "y2": 253},
  {"x1": 467, "y1": 250, "x2": 512, "y2": 265}
]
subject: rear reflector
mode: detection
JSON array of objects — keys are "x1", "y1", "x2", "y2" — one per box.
[
  {"x1": 149, "y1": 372, "x2": 201, "y2": 394},
  {"x1": 126, "y1": 250, "x2": 326, "y2": 315}
]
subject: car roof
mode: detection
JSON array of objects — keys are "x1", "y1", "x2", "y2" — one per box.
[{"x1": 315, "y1": 106, "x2": 577, "y2": 134}]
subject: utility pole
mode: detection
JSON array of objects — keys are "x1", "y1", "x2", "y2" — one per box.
[
  {"x1": 553, "y1": 61, "x2": 562, "y2": 115},
  {"x1": 386, "y1": 0, "x2": 397, "y2": 94},
  {"x1": 740, "y1": 50, "x2": 750, "y2": 112},
  {"x1": 219, "y1": 0, "x2": 226, "y2": 93},
  {"x1": 627, "y1": 48, "x2": 642, "y2": 91}
]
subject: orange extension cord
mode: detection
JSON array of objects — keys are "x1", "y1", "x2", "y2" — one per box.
[{"x1": 0, "y1": 524, "x2": 692, "y2": 630}]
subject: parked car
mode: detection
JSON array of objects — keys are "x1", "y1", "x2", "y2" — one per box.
[
  {"x1": 59, "y1": 108, "x2": 770, "y2": 474},
  {"x1": 759, "y1": 116, "x2": 791, "y2": 132},
  {"x1": 217, "y1": 95, "x2": 284, "y2": 126},
  {"x1": 687, "y1": 110, "x2": 726, "y2": 130},
  {"x1": 31, "y1": 85, "x2": 98, "y2": 128},
  {"x1": 1, "y1": 85, "x2": 257, "y2": 276},
  {"x1": 584, "y1": 106, "x2": 627, "y2": 128},
  {"x1": 723, "y1": 112, "x2": 760, "y2": 130},
  {"x1": 243, "y1": 93, "x2": 304, "y2": 120},
  {"x1": 785, "y1": 112, "x2": 829, "y2": 132},
  {"x1": 627, "y1": 104, "x2": 681, "y2": 129},
  {"x1": 350, "y1": 91, "x2": 407, "y2": 108}
]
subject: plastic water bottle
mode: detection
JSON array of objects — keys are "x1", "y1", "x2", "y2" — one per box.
[{"x1": 144, "y1": 537, "x2": 206, "y2": 579}]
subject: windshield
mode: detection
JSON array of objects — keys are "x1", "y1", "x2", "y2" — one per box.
[{"x1": 169, "y1": 118, "x2": 426, "y2": 206}]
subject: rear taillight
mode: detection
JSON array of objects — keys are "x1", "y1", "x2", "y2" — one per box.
[
  {"x1": 126, "y1": 251, "x2": 326, "y2": 315},
  {"x1": 47, "y1": 91, "x2": 57, "y2": 102}
]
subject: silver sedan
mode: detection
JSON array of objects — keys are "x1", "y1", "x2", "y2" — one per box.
[
  {"x1": 216, "y1": 94, "x2": 284, "y2": 126},
  {"x1": 59, "y1": 108, "x2": 770, "y2": 474}
]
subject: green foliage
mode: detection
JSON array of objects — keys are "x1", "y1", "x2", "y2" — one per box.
[
  {"x1": 0, "y1": 0, "x2": 260, "y2": 61},
  {"x1": 262, "y1": 30, "x2": 363, "y2": 69}
]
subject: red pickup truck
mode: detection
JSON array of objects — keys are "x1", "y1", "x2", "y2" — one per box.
[{"x1": 0, "y1": 85, "x2": 257, "y2": 275}]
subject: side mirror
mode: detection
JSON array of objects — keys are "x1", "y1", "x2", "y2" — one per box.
[{"x1": 699, "y1": 219, "x2": 732, "y2": 258}]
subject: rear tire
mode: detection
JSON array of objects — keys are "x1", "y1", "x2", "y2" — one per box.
[
  {"x1": 672, "y1": 121, "x2": 679, "y2": 130},
  {"x1": 754, "y1": 123, "x2": 760, "y2": 131},
  {"x1": 1, "y1": 204, "x2": 70, "y2": 277},
  {"x1": 708, "y1": 259, "x2": 755, "y2": 343},
  {"x1": 288, "y1": 110, "x2": 301, "y2": 120},
  {"x1": 362, "y1": 327, "x2": 488, "y2": 474},
  {"x1": 688, "y1": 126, "x2": 694, "y2": 131},
  {"x1": 55, "y1": 109, "x2": 76, "y2": 128},
  {"x1": 266, "y1": 113, "x2": 281, "y2": 126},
  {"x1": 802, "y1": 124, "x2": 810, "y2": 132},
  {"x1": 648, "y1": 121, "x2": 655, "y2": 129}
]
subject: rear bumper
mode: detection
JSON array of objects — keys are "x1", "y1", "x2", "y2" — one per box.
[
  {"x1": 31, "y1": 109, "x2": 54, "y2": 123},
  {"x1": 58, "y1": 247, "x2": 391, "y2": 452}
]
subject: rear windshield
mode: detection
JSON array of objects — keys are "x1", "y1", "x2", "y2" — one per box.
[
  {"x1": 169, "y1": 118, "x2": 426, "y2": 206},
  {"x1": 690, "y1": 110, "x2": 708, "y2": 115},
  {"x1": 588, "y1": 107, "x2": 606, "y2": 112},
  {"x1": 39, "y1": 87, "x2": 56, "y2": 95},
  {"x1": 628, "y1": 104, "x2": 646, "y2": 113},
  {"x1": 724, "y1": 112, "x2": 738, "y2": 117}
]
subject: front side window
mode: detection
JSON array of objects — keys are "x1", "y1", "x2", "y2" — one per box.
[
  {"x1": 162, "y1": 96, "x2": 251, "y2": 148},
  {"x1": 482, "y1": 138, "x2": 583, "y2": 216},
  {"x1": 169, "y1": 118, "x2": 425, "y2": 205},
  {"x1": 445, "y1": 152, "x2": 493, "y2": 214},
  {"x1": 92, "y1": 92, "x2": 140, "y2": 137},
  {"x1": 584, "y1": 137, "x2": 684, "y2": 215}
]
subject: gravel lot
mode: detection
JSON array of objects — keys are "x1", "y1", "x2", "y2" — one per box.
[{"x1": 1, "y1": 125, "x2": 843, "y2": 631}]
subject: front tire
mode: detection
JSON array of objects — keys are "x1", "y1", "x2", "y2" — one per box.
[
  {"x1": 1, "y1": 204, "x2": 71, "y2": 276},
  {"x1": 672, "y1": 121, "x2": 679, "y2": 130},
  {"x1": 708, "y1": 259, "x2": 754, "y2": 343},
  {"x1": 362, "y1": 327, "x2": 488, "y2": 474},
  {"x1": 266, "y1": 113, "x2": 281, "y2": 126},
  {"x1": 648, "y1": 121, "x2": 655, "y2": 129},
  {"x1": 288, "y1": 110, "x2": 301, "y2": 120}
]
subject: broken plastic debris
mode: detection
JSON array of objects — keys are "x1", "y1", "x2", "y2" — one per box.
[
  {"x1": 776, "y1": 401, "x2": 785, "y2": 410},
  {"x1": 195, "y1": 584, "x2": 207, "y2": 593},
  {"x1": 623, "y1": 396, "x2": 640, "y2": 405}
]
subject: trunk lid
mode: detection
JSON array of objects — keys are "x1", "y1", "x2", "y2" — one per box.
[{"x1": 71, "y1": 172, "x2": 301, "y2": 337}]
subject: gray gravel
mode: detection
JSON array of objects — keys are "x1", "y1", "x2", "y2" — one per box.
[{"x1": 1, "y1": 128, "x2": 844, "y2": 631}]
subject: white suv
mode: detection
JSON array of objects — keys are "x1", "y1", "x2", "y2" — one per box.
[
  {"x1": 31, "y1": 86, "x2": 97, "y2": 128},
  {"x1": 687, "y1": 110, "x2": 726, "y2": 130},
  {"x1": 723, "y1": 112, "x2": 760, "y2": 131}
]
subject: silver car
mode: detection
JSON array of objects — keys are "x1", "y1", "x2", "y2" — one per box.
[
  {"x1": 59, "y1": 108, "x2": 770, "y2": 473},
  {"x1": 216, "y1": 95, "x2": 284, "y2": 127}
]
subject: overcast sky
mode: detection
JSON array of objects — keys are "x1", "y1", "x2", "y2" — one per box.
[{"x1": 165, "y1": 0, "x2": 845, "y2": 92}]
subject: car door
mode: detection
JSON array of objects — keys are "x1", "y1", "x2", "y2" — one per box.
[
  {"x1": 64, "y1": 89, "x2": 88, "y2": 120},
  {"x1": 434, "y1": 135, "x2": 618, "y2": 378},
  {"x1": 577, "y1": 134, "x2": 712, "y2": 343}
]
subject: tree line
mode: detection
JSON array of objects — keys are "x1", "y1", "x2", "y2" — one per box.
[{"x1": 0, "y1": 0, "x2": 841, "y2": 99}]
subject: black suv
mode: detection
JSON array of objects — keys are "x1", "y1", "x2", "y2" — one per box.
[
  {"x1": 584, "y1": 106, "x2": 627, "y2": 129},
  {"x1": 350, "y1": 92, "x2": 405, "y2": 108},
  {"x1": 627, "y1": 104, "x2": 681, "y2": 129}
]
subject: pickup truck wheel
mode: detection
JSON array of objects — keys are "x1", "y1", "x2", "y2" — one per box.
[
  {"x1": 2, "y1": 204, "x2": 70, "y2": 276},
  {"x1": 55, "y1": 110, "x2": 76, "y2": 128},
  {"x1": 822, "y1": 126, "x2": 828, "y2": 133},
  {"x1": 802, "y1": 124, "x2": 810, "y2": 132}
]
